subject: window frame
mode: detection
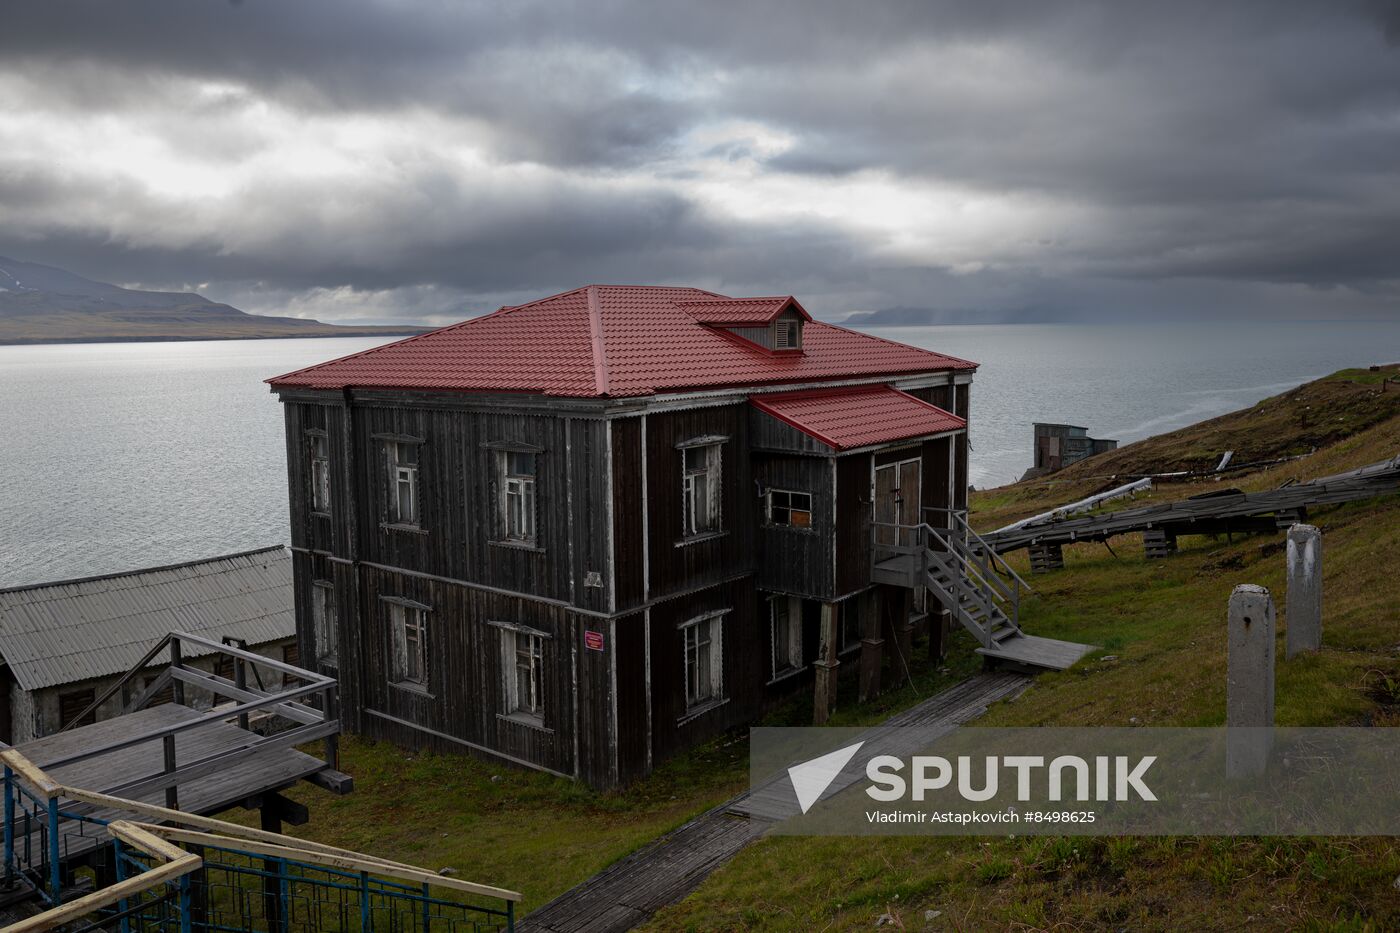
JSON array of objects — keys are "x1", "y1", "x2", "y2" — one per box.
[
  {"x1": 679, "y1": 440, "x2": 724, "y2": 539},
  {"x1": 375, "y1": 437, "x2": 423, "y2": 530},
  {"x1": 312, "y1": 579, "x2": 337, "y2": 664},
  {"x1": 501, "y1": 628, "x2": 545, "y2": 723},
  {"x1": 498, "y1": 449, "x2": 538, "y2": 546},
  {"x1": 766, "y1": 488, "x2": 814, "y2": 529},
  {"x1": 307, "y1": 431, "x2": 331, "y2": 516},
  {"x1": 769, "y1": 596, "x2": 803, "y2": 680},
  {"x1": 680, "y1": 610, "x2": 726, "y2": 716},
  {"x1": 386, "y1": 600, "x2": 430, "y2": 692}
]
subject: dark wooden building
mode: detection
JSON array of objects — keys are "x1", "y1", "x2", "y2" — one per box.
[{"x1": 268, "y1": 287, "x2": 975, "y2": 788}]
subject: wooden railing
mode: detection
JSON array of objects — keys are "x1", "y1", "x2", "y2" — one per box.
[
  {"x1": 0, "y1": 748, "x2": 521, "y2": 931},
  {"x1": 53, "y1": 631, "x2": 341, "y2": 810}
]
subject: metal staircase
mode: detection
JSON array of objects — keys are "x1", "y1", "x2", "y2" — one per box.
[{"x1": 873, "y1": 509, "x2": 1094, "y2": 671}]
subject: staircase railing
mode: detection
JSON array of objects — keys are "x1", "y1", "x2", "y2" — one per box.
[
  {"x1": 0, "y1": 748, "x2": 520, "y2": 931},
  {"x1": 871, "y1": 518, "x2": 1019, "y2": 649},
  {"x1": 924, "y1": 508, "x2": 1030, "y2": 629}
]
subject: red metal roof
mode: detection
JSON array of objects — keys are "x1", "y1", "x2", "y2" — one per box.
[
  {"x1": 268, "y1": 285, "x2": 975, "y2": 398},
  {"x1": 750, "y1": 385, "x2": 966, "y2": 451},
  {"x1": 676, "y1": 295, "x2": 812, "y2": 326}
]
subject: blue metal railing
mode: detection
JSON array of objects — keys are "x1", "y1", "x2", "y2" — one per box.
[{"x1": 1, "y1": 757, "x2": 518, "y2": 932}]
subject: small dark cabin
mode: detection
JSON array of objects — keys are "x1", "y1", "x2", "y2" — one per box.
[{"x1": 268, "y1": 286, "x2": 975, "y2": 788}]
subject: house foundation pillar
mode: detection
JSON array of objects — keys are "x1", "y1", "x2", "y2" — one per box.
[
  {"x1": 859, "y1": 590, "x2": 884, "y2": 702},
  {"x1": 812, "y1": 602, "x2": 840, "y2": 725}
]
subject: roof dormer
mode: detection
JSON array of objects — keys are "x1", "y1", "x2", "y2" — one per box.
[{"x1": 676, "y1": 295, "x2": 811, "y2": 355}]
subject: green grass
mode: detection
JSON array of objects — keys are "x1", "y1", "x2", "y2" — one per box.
[{"x1": 644, "y1": 373, "x2": 1400, "y2": 931}]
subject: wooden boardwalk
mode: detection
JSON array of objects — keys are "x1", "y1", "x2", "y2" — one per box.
[
  {"x1": 520, "y1": 671, "x2": 1028, "y2": 933},
  {"x1": 985, "y1": 453, "x2": 1400, "y2": 554}
]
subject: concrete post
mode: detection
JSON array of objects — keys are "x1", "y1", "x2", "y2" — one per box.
[
  {"x1": 859, "y1": 589, "x2": 884, "y2": 702},
  {"x1": 1285, "y1": 524, "x2": 1322, "y2": 658},
  {"x1": 812, "y1": 602, "x2": 840, "y2": 725},
  {"x1": 1226, "y1": 584, "x2": 1275, "y2": 779}
]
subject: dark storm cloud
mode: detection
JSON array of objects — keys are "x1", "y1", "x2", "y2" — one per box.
[{"x1": 1, "y1": 0, "x2": 1398, "y2": 322}]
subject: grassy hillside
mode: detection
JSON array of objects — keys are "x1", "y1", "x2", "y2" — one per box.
[{"x1": 647, "y1": 368, "x2": 1400, "y2": 931}]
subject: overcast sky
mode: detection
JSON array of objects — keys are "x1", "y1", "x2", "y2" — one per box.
[{"x1": 1, "y1": 0, "x2": 1398, "y2": 325}]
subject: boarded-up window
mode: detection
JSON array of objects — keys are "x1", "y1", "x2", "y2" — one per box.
[{"x1": 59, "y1": 687, "x2": 97, "y2": 729}]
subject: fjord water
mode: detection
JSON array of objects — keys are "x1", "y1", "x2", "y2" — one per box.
[{"x1": 2, "y1": 322, "x2": 1398, "y2": 588}]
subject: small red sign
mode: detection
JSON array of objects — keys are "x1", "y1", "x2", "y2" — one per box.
[{"x1": 584, "y1": 630, "x2": 605, "y2": 651}]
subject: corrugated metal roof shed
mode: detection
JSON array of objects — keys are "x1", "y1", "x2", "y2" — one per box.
[{"x1": 0, "y1": 547, "x2": 296, "y2": 691}]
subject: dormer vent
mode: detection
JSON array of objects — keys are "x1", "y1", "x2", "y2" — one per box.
[{"x1": 774, "y1": 319, "x2": 801, "y2": 350}]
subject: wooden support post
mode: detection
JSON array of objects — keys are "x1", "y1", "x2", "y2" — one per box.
[
  {"x1": 859, "y1": 590, "x2": 884, "y2": 702},
  {"x1": 1143, "y1": 528, "x2": 1176, "y2": 559},
  {"x1": 169, "y1": 639, "x2": 186, "y2": 707},
  {"x1": 162, "y1": 734, "x2": 178, "y2": 810},
  {"x1": 260, "y1": 800, "x2": 288, "y2": 933},
  {"x1": 1029, "y1": 543, "x2": 1064, "y2": 573},
  {"x1": 929, "y1": 608, "x2": 951, "y2": 661},
  {"x1": 1285, "y1": 524, "x2": 1322, "y2": 658},
  {"x1": 1227, "y1": 584, "x2": 1275, "y2": 779},
  {"x1": 892, "y1": 588, "x2": 914, "y2": 687},
  {"x1": 812, "y1": 602, "x2": 840, "y2": 725}
]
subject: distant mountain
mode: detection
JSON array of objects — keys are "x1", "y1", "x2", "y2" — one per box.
[{"x1": 0, "y1": 256, "x2": 428, "y2": 344}]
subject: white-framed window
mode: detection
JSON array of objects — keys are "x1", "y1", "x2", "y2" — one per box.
[
  {"x1": 499, "y1": 450, "x2": 537, "y2": 544},
  {"x1": 388, "y1": 602, "x2": 428, "y2": 688},
  {"x1": 774, "y1": 319, "x2": 801, "y2": 350},
  {"x1": 387, "y1": 442, "x2": 419, "y2": 526},
  {"x1": 770, "y1": 596, "x2": 803, "y2": 678},
  {"x1": 312, "y1": 580, "x2": 337, "y2": 663},
  {"x1": 308, "y1": 433, "x2": 331, "y2": 515},
  {"x1": 501, "y1": 628, "x2": 544, "y2": 721},
  {"x1": 681, "y1": 612, "x2": 725, "y2": 711},
  {"x1": 767, "y1": 489, "x2": 813, "y2": 528},
  {"x1": 681, "y1": 442, "x2": 722, "y2": 537}
]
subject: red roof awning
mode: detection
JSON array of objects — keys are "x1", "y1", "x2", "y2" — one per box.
[{"x1": 751, "y1": 384, "x2": 965, "y2": 451}]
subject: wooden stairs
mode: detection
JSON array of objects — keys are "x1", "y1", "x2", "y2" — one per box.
[{"x1": 873, "y1": 512, "x2": 1095, "y2": 672}]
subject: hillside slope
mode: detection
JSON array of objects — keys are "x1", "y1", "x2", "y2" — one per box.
[
  {"x1": 0, "y1": 255, "x2": 425, "y2": 343},
  {"x1": 647, "y1": 367, "x2": 1400, "y2": 931}
]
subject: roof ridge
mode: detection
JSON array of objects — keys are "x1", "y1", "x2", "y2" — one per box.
[
  {"x1": 586, "y1": 285, "x2": 611, "y2": 396},
  {"x1": 0, "y1": 545, "x2": 286, "y2": 596}
]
